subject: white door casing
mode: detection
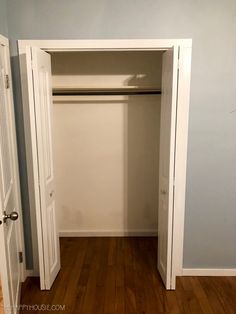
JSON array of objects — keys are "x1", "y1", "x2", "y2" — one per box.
[
  {"x1": 158, "y1": 46, "x2": 178, "y2": 289},
  {"x1": 31, "y1": 47, "x2": 60, "y2": 290},
  {"x1": 0, "y1": 37, "x2": 23, "y2": 313}
]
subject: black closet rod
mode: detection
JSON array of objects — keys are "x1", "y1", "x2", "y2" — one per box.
[{"x1": 53, "y1": 88, "x2": 162, "y2": 96}]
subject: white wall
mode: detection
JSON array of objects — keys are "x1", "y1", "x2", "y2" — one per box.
[{"x1": 51, "y1": 51, "x2": 162, "y2": 235}]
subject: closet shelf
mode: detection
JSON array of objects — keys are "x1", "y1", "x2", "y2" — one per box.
[{"x1": 52, "y1": 87, "x2": 162, "y2": 96}]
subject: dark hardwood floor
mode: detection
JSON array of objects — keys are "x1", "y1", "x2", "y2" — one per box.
[{"x1": 20, "y1": 238, "x2": 236, "y2": 313}]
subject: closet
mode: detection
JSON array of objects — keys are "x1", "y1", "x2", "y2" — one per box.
[
  {"x1": 50, "y1": 51, "x2": 162, "y2": 238},
  {"x1": 19, "y1": 39, "x2": 192, "y2": 292}
]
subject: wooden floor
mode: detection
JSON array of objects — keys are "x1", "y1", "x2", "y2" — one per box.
[
  {"x1": 0, "y1": 280, "x2": 3, "y2": 314},
  {"x1": 0, "y1": 280, "x2": 4, "y2": 314},
  {"x1": 21, "y1": 238, "x2": 236, "y2": 314}
]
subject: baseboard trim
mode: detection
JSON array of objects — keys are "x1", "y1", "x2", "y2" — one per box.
[
  {"x1": 182, "y1": 268, "x2": 236, "y2": 276},
  {"x1": 25, "y1": 269, "x2": 39, "y2": 277},
  {"x1": 59, "y1": 230, "x2": 158, "y2": 237}
]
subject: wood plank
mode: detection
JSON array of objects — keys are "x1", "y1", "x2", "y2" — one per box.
[{"x1": 19, "y1": 238, "x2": 236, "y2": 314}]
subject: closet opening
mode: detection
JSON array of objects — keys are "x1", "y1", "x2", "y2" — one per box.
[
  {"x1": 19, "y1": 39, "x2": 191, "y2": 292},
  {"x1": 49, "y1": 51, "x2": 163, "y2": 289}
]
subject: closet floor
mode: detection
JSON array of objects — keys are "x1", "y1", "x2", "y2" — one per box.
[{"x1": 20, "y1": 237, "x2": 236, "y2": 314}]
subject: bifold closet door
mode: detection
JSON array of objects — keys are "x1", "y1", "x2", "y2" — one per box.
[
  {"x1": 158, "y1": 46, "x2": 178, "y2": 290},
  {"x1": 31, "y1": 47, "x2": 60, "y2": 290}
]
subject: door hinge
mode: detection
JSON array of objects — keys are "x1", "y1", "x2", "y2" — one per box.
[
  {"x1": 5, "y1": 74, "x2": 10, "y2": 89},
  {"x1": 19, "y1": 251, "x2": 23, "y2": 264}
]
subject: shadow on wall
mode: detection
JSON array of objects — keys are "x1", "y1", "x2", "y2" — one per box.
[
  {"x1": 10, "y1": 55, "x2": 33, "y2": 269},
  {"x1": 124, "y1": 71, "x2": 160, "y2": 234},
  {"x1": 124, "y1": 93, "x2": 160, "y2": 234}
]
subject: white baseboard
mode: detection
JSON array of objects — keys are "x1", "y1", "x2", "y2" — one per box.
[
  {"x1": 182, "y1": 268, "x2": 236, "y2": 276},
  {"x1": 25, "y1": 269, "x2": 39, "y2": 277},
  {"x1": 59, "y1": 229, "x2": 158, "y2": 237}
]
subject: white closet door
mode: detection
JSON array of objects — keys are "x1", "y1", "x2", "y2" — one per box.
[
  {"x1": 0, "y1": 39, "x2": 21, "y2": 313},
  {"x1": 31, "y1": 47, "x2": 60, "y2": 290},
  {"x1": 158, "y1": 47, "x2": 178, "y2": 290}
]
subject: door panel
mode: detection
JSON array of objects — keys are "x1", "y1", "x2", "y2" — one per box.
[
  {"x1": 0, "y1": 40, "x2": 21, "y2": 314},
  {"x1": 31, "y1": 47, "x2": 60, "y2": 290},
  {"x1": 47, "y1": 201, "x2": 58, "y2": 273},
  {"x1": 158, "y1": 47, "x2": 178, "y2": 289}
]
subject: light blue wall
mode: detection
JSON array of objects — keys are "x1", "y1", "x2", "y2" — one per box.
[
  {"x1": 0, "y1": 0, "x2": 8, "y2": 36},
  {"x1": 6, "y1": 0, "x2": 236, "y2": 268}
]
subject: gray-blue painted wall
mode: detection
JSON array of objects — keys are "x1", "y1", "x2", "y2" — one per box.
[
  {"x1": 4, "y1": 0, "x2": 236, "y2": 268},
  {"x1": 0, "y1": 0, "x2": 8, "y2": 36},
  {"x1": 0, "y1": 0, "x2": 34, "y2": 269}
]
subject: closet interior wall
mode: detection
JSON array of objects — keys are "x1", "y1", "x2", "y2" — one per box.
[{"x1": 51, "y1": 51, "x2": 163, "y2": 236}]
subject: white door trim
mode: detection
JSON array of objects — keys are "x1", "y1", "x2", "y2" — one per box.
[
  {"x1": 18, "y1": 39, "x2": 192, "y2": 289},
  {"x1": 18, "y1": 39, "x2": 191, "y2": 51}
]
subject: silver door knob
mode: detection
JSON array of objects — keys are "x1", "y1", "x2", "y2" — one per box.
[{"x1": 3, "y1": 211, "x2": 19, "y2": 223}]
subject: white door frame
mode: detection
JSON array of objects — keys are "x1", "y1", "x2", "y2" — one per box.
[
  {"x1": 18, "y1": 39, "x2": 192, "y2": 289},
  {"x1": 0, "y1": 34, "x2": 26, "y2": 310}
]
